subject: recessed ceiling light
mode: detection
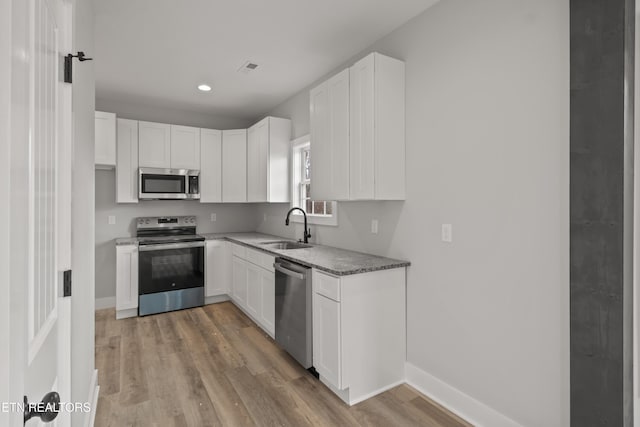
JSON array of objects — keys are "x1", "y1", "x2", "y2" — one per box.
[{"x1": 197, "y1": 84, "x2": 212, "y2": 92}]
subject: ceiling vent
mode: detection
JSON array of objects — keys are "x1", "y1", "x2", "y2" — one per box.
[{"x1": 238, "y1": 60, "x2": 259, "y2": 74}]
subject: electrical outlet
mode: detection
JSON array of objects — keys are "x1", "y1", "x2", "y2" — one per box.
[
  {"x1": 371, "y1": 219, "x2": 379, "y2": 234},
  {"x1": 108, "y1": 215, "x2": 116, "y2": 225},
  {"x1": 210, "y1": 213, "x2": 217, "y2": 222},
  {"x1": 441, "y1": 224, "x2": 453, "y2": 242}
]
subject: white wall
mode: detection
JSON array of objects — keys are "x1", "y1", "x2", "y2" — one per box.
[
  {"x1": 256, "y1": 1, "x2": 570, "y2": 425},
  {"x1": 95, "y1": 97, "x2": 253, "y2": 129},
  {"x1": 95, "y1": 170, "x2": 260, "y2": 301},
  {"x1": 72, "y1": 0, "x2": 97, "y2": 424}
]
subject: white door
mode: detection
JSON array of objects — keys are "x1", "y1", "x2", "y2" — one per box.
[
  {"x1": 246, "y1": 262, "x2": 261, "y2": 319},
  {"x1": 247, "y1": 118, "x2": 269, "y2": 202},
  {"x1": 3, "y1": 0, "x2": 74, "y2": 425},
  {"x1": 200, "y1": 129, "x2": 222, "y2": 203},
  {"x1": 138, "y1": 121, "x2": 171, "y2": 168},
  {"x1": 170, "y1": 125, "x2": 200, "y2": 170},
  {"x1": 222, "y1": 129, "x2": 247, "y2": 202}
]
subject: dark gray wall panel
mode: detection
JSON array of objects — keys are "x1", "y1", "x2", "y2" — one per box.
[{"x1": 570, "y1": 0, "x2": 634, "y2": 425}]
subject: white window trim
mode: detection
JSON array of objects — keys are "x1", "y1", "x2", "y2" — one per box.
[{"x1": 290, "y1": 134, "x2": 338, "y2": 226}]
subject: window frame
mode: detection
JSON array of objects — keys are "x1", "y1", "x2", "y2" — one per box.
[{"x1": 290, "y1": 135, "x2": 338, "y2": 226}]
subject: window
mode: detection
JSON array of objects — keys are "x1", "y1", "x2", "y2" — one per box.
[{"x1": 291, "y1": 135, "x2": 337, "y2": 226}]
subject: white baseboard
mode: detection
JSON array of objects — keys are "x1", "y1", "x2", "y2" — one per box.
[
  {"x1": 405, "y1": 362, "x2": 522, "y2": 427},
  {"x1": 85, "y1": 369, "x2": 99, "y2": 427},
  {"x1": 95, "y1": 297, "x2": 116, "y2": 310},
  {"x1": 205, "y1": 294, "x2": 230, "y2": 305}
]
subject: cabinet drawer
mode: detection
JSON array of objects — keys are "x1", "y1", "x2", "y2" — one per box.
[
  {"x1": 231, "y1": 243, "x2": 246, "y2": 258},
  {"x1": 245, "y1": 247, "x2": 263, "y2": 266},
  {"x1": 314, "y1": 270, "x2": 341, "y2": 302},
  {"x1": 245, "y1": 247, "x2": 275, "y2": 272}
]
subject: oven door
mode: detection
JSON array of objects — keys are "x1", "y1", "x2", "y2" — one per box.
[
  {"x1": 138, "y1": 241, "x2": 204, "y2": 294},
  {"x1": 138, "y1": 241, "x2": 205, "y2": 316},
  {"x1": 139, "y1": 168, "x2": 195, "y2": 200}
]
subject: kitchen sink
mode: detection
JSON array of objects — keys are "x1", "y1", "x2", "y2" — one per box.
[{"x1": 260, "y1": 241, "x2": 312, "y2": 250}]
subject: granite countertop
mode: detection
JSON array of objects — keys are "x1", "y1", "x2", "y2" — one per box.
[{"x1": 116, "y1": 232, "x2": 410, "y2": 276}]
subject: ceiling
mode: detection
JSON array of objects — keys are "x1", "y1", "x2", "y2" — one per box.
[{"x1": 94, "y1": 0, "x2": 438, "y2": 121}]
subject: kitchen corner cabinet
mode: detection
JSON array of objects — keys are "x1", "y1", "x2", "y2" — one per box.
[
  {"x1": 247, "y1": 117, "x2": 292, "y2": 203},
  {"x1": 310, "y1": 69, "x2": 350, "y2": 201},
  {"x1": 312, "y1": 267, "x2": 406, "y2": 405},
  {"x1": 116, "y1": 244, "x2": 138, "y2": 319},
  {"x1": 200, "y1": 129, "x2": 223, "y2": 203},
  {"x1": 95, "y1": 111, "x2": 116, "y2": 168},
  {"x1": 230, "y1": 243, "x2": 275, "y2": 337},
  {"x1": 138, "y1": 121, "x2": 171, "y2": 168},
  {"x1": 310, "y1": 52, "x2": 406, "y2": 201},
  {"x1": 170, "y1": 125, "x2": 201, "y2": 170},
  {"x1": 205, "y1": 240, "x2": 231, "y2": 297},
  {"x1": 222, "y1": 129, "x2": 248, "y2": 202},
  {"x1": 116, "y1": 119, "x2": 139, "y2": 203}
]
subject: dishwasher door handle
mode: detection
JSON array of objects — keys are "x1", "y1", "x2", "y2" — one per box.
[{"x1": 273, "y1": 263, "x2": 306, "y2": 280}]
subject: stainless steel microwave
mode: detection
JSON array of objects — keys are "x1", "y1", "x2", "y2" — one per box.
[{"x1": 138, "y1": 168, "x2": 200, "y2": 200}]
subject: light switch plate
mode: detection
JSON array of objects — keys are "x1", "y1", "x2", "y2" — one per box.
[
  {"x1": 441, "y1": 224, "x2": 453, "y2": 242},
  {"x1": 371, "y1": 219, "x2": 379, "y2": 234},
  {"x1": 210, "y1": 213, "x2": 217, "y2": 222},
  {"x1": 108, "y1": 215, "x2": 116, "y2": 225}
]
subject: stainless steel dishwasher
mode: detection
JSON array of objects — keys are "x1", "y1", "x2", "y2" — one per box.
[{"x1": 274, "y1": 258, "x2": 313, "y2": 369}]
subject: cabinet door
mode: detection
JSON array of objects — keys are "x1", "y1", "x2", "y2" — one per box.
[
  {"x1": 232, "y1": 256, "x2": 247, "y2": 307},
  {"x1": 247, "y1": 119, "x2": 269, "y2": 202},
  {"x1": 116, "y1": 245, "x2": 138, "y2": 311},
  {"x1": 260, "y1": 269, "x2": 275, "y2": 336},
  {"x1": 222, "y1": 129, "x2": 247, "y2": 202},
  {"x1": 138, "y1": 121, "x2": 171, "y2": 168},
  {"x1": 205, "y1": 240, "x2": 230, "y2": 297},
  {"x1": 116, "y1": 119, "x2": 139, "y2": 203},
  {"x1": 313, "y1": 292, "x2": 342, "y2": 389},
  {"x1": 349, "y1": 54, "x2": 375, "y2": 200},
  {"x1": 200, "y1": 129, "x2": 222, "y2": 203},
  {"x1": 309, "y1": 82, "x2": 330, "y2": 200},
  {"x1": 170, "y1": 125, "x2": 200, "y2": 170},
  {"x1": 246, "y1": 262, "x2": 261, "y2": 319},
  {"x1": 310, "y1": 69, "x2": 350, "y2": 201},
  {"x1": 95, "y1": 111, "x2": 116, "y2": 167}
]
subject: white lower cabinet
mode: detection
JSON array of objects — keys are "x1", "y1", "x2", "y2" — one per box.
[
  {"x1": 115, "y1": 244, "x2": 138, "y2": 319},
  {"x1": 232, "y1": 256, "x2": 248, "y2": 307},
  {"x1": 205, "y1": 240, "x2": 230, "y2": 297},
  {"x1": 229, "y1": 244, "x2": 275, "y2": 337},
  {"x1": 260, "y1": 269, "x2": 275, "y2": 335},
  {"x1": 246, "y1": 262, "x2": 262, "y2": 319},
  {"x1": 313, "y1": 291, "x2": 342, "y2": 388},
  {"x1": 312, "y1": 267, "x2": 407, "y2": 405}
]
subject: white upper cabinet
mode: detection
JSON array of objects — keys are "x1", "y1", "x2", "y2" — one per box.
[
  {"x1": 138, "y1": 121, "x2": 171, "y2": 168},
  {"x1": 247, "y1": 117, "x2": 291, "y2": 203},
  {"x1": 310, "y1": 69, "x2": 350, "y2": 201},
  {"x1": 95, "y1": 111, "x2": 116, "y2": 168},
  {"x1": 170, "y1": 125, "x2": 201, "y2": 170},
  {"x1": 200, "y1": 128, "x2": 222, "y2": 203},
  {"x1": 222, "y1": 129, "x2": 247, "y2": 202},
  {"x1": 116, "y1": 119, "x2": 139, "y2": 204},
  {"x1": 310, "y1": 52, "x2": 405, "y2": 201},
  {"x1": 350, "y1": 53, "x2": 405, "y2": 200}
]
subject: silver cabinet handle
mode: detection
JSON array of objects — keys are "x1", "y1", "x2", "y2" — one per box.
[{"x1": 274, "y1": 263, "x2": 305, "y2": 280}]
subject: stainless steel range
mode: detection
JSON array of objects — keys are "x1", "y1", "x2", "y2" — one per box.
[{"x1": 136, "y1": 216, "x2": 205, "y2": 316}]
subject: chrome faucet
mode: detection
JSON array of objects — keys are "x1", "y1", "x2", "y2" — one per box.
[{"x1": 285, "y1": 207, "x2": 311, "y2": 243}]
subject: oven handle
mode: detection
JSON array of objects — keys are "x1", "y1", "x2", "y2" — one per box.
[{"x1": 139, "y1": 241, "x2": 205, "y2": 252}]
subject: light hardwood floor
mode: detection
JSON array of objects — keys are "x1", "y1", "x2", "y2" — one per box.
[{"x1": 95, "y1": 302, "x2": 472, "y2": 427}]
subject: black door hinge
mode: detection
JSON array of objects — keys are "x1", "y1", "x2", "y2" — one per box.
[
  {"x1": 63, "y1": 270, "x2": 72, "y2": 297},
  {"x1": 63, "y1": 52, "x2": 93, "y2": 83}
]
